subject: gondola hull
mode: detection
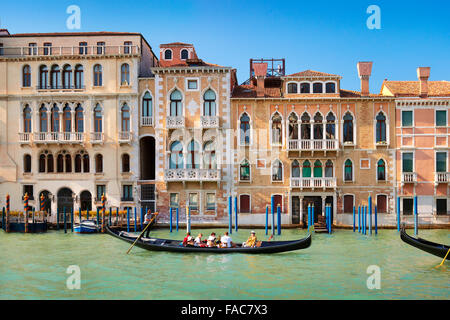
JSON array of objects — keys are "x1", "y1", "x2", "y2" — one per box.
[
  {"x1": 106, "y1": 225, "x2": 311, "y2": 254},
  {"x1": 400, "y1": 228, "x2": 449, "y2": 260}
]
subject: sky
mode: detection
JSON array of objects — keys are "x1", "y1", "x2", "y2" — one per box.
[{"x1": 1, "y1": 0, "x2": 449, "y2": 92}]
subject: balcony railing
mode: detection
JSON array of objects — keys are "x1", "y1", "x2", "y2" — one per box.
[
  {"x1": 141, "y1": 116, "x2": 153, "y2": 126},
  {"x1": 290, "y1": 177, "x2": 337, "y2": 189},
  {"x1": 36, "y1": 85, "x2": 85, "y2": 91},
  {"x1": 288, "y1": 139, "x2": 338, "y2": 151},
  {"x1": 165, "y1": 168, "x2": 221, "y2": 182},
  {"x1": 118, "y1": 131, "x2": 132, "y2": 143},
  {"x1": 435, "y1": 172, "x2": 450, "y2": 184},
  {"x1": 33, "y1": 132, "x2": 85, "y2": 144},
  {"x1": 166, "y1": 116, "x2": 185, "y2": 129},
  {"x1": 0, "y1": 45, "x2": 141, "y2": 58},
  {"x1": 120, "y1": 197, "x2": 134, "y2": 202},
  {"x1": 401, "y1": 172, "x2": 417, "y2": 185},
  {"x1": 19, "y1": 132, "x2": 31, "y2": 143},
  {"x1": 90, "y1": 132, "x2": 104, "y2": 144},
  {"x1": 200, "y1": 116, "x2": 219, "y2": 128}
]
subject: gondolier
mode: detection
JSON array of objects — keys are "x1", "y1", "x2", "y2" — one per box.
[{"x1": 143, "y1": 210, "x2": 153, "y2": 238}]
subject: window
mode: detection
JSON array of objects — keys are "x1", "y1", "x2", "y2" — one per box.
[
  {"x1": 343, "y1": 195, "x2": 354, "y2": 213},
  {"x1": 325, "y1": 160, "x2": 333, "y2": 177},
  {"x1": 75, "y1": 104, "x2": 84, "y2": 132},
  {"x1": 272, "y1": 160, "x2": 283, "y2": 181},
  {"x1": 23, "y1": 185, "x2": 34, "y2": 200},
  {"x1": 291, "y1": 160, "x2": 300, "y2": 177},
  {"x1": 287, "y1": 83, "x2": 298, "y2": 93},
  {"x1": 240, "y1": 195, "x2": 251, "y2": 213},
  {"x1": 122, "y1": 154, "x2": 130, "y2": 173},
  {"x1": 62, "y1": 65, "x2": 72, "y2": 88},
  {"x1": 39, "y1": 105, "x2": 48, "y2": 132},
  {"x1": 24, "y1": 154, "x2": 31, "y2": 173},
  {"x1": 169, "y1": 141, "x2": 183, "y2": 169},
  {"x1": 326, "y1": 112, "x2": 336, "y2": 139},
  {"x1": 50, "y1": 65, "x2": 60, "y2": 88},
  {"x1": 96, "y1": 42, "x2": 105, "y2": 54},
  {"x1": 74, "y1": 65, "x2": 84, "y2": 89},
  {"x1": 0, "y1": 43, "x2": 3, "y2": 55},
  {"x1": 313, "y1": 160, "x2": 322, "y2": 177},
  {"x1": 343, "y1": 112, "x2": 354, "y2": 143},
  {"x1": 83, "y1": 154, "x2": 89, "y2": 173},
  {"x1": 189, "y1": 193, "x2": 198, "y2": 211},
  {"x1": 300, "y1": 82, "x2": 310, "y2": 93},
  {"x1": 170, "y1": 90, "x2": 182, "y2": 116},
  {"x1": 169, "y1": 193, "x2": 179, "y2": 207},
  {"x1": 121, "y1": 103, "x2": 130, "y2": 132},
  {"x1": 344, "y1": 159, "x2": 353, "y2": 181},
  {"x1": 28, "y1": 43, "x2": 37, "y2": 56},
  {"x1": 57, "y1": 154, "x2": 64, "y2": 173},
  {"x1": 95, "y1": 154, "x2": 103, "y2": 173},
  {"x1": 123, "y1": 41, "x2": 132, "y2": 54},
  {"x1": 23, "y1": 105, "x2": 32, "y2": 133},
  {"x1": 376, "y1": 112, "x2": 387, "y2": 143},
  {"x1": 93, "y1": 64, "x2": 102, "y2": 86},
  {"x1": 206, "y1": 193, "x2": 216, "y2": 210},
  {"x1": 43, "y1": 43, "x2": 52, "y2": 56},
  {"x1": 302, "y1": 160, "x2": 311, "y2": 177},
  {"x1": 313, "y1": 112, "x2": 323, "y2": 140},
  {"x1": 187, "y1": 79, "x2": 198, "y2": 90},
  {"x1": 436, "y1": 152, "x2": 447, "y2": 173},
  {"x1": 96, "y1": 185, "x2": 106, "y2": 201},
  {"x1": 301, "y1": 113, "x2": 311, "y2": 140},
  {"x1": 187, "y1": 140, "x2": 200, "y2": 169},
  {"x1": 51, "y1": 105, "x2": 60, "y2": 132},
  {"x1": 377, "y1": 159, "x2": 386, "y2": 181},
  {"x1": 203, "y1": 90, "x2": 216, "y2": 116},
  {"x1": 65, "y1": 154, "x2": 72, "y2": 173},
  {"x1": 271, "y1": 112, "x2": 282, "y2": 145},
  {"x1": 79, "y1": 42, "x2": 88, "y2": 55},
  {"x1": 39, "y1": 65, "x2": 48, "y2": 89},
  {"x1": 142, "y1": 92, "x2": 152, "y2": 118},
  {"x1": 240, "y1": 113, "x2": 251, "y2": 145},
  {"x1": 377, "y1": 195, "x2": 387, "y2": 213},
  {"x1": 240, "y1": 159, "x2": 250, "y2": 181},
  {"x1": 47, "y1": 153, "x2": 54, "y2": 173},
  {"x1": 94, "y1": 104, "x2": 102, "y2": 132},
  {"x1": 325, "y1": 82, "x2": 336, "y2": 93},
  {"x1": 402, "y1": 110, "x2": 413, "y2": 127},
  {"x1": 288, "y1": 113, "x2": 299, "y2": 140},
  {"x1": 122, "y1": 185, "x2": 133, "y2": 201},
  {"x1": 403, "y1": 198, "x2": 413, "y2": 215},
  {"x1": 39, "y1": 154, "x2": 46, "y2": 173},
  {"x1": 121, "y1": 63, "x2": 130, "y2": 85},
  {"x1": 436, "y1": 110, "x2": 447, "y2": 127},
  {"x1": 436, "y1": 199, "x2": 447, "y2": 215},
  {"x1": 313, "y1": 82, "x2": 323, "y2": 93},
  {"x1": 63, "y1": 105, "x2": 71, "y2": 132},
  {"x1": 164, "y1": 49, "x2": 172, "y2": 60},
  {"x1": 181, "y1": 49, "x2": 189, "y2": 60},
  {"x1": 203, "y1": 141, "x2": 216, "y2": 169},
  {"x1": 22, "y1": 65, "x2": 31, "y2": 87},
  {"x1": 75, "y1": 154, "x2": 82, "y2": 173},
  {"x1": 402, "y1": 152, "x2": 413, "y2": 173}
]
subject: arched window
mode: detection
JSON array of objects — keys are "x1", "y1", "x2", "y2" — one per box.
[
  {"x1": 47, "y1": 153, "x2": 54, "y2": 173},
  {"x1": 164, "y1": 49, "x2": 172, "y2": 60},
  {"x1": 23, "y1": 65, "x2": 31, "y2": 87},
  {"x1": 343, "y1": 195, "x2": 354, "y2": 213},
  {"x1": 325, "y1": 160, "x2": 333, "y2": 177},
  {"x1": 343, "y1": 112, "x2": 354, "y2": 143},
  {"x1": 65, "y1": 154, "x2": 72, "y2": 173},
  {"x1": 302, "y1": 160, "x2": 311, "y2": 177},
  {"x1": 187, "y1": 140, "x2": 200, "y2": 169},
  {"x1": 142, "y1": 92, "x2": 152, "y2": 118},
  {"x1": 376, "y1": 112, "x2": 387, "y2": 143},
  {"x1": 301, "y1": 112, "x2": 311, "y2": 140},
  {"x1": 94, "y1": 104, "x2": 102, "y2": 133},
  {"x1": 75, "y1": 154, "x2": 82, "y2": 172},
  {"x1": 24, "y1": 154, "x2": 31, "y2": 173},
  {"x1": 240, "y1": 159, "x2": 250, "y2": 181},
  {"x1": 344, "y1": 159, "x2": 353, "y2": 181},
  {"x1": 74, "y1": 64, "x2": 84, "y2": 89},
  {"x1": 93, "y1": 64, "x2": 102, "y2": 86},
  {"x1": 75, "y1": 104, "x2": 83, "y2": 132},
  {"x1": 57, "y1": 154, "x2": 64, "y2": 173},
  {"x1": 325, "y1": 82, "x2": 336, "y2": 93},
  {"x1": 83, "y1": 154, "x2": 89, "y2": 173},
  {"x1": 62, "y1": 65, "x2": 72, "y2": 88},
  {"x1": 288, "y1": 113, "x2": 299, "y2": 140},
  {"x1": 326, "y1": 112, "x2": 336, "y2": 139},
  {"x1": 287, "y1": 83, "x2": 298, "y2": 93},
  {"x1": 95, "y1": 154, "x2": 103, "y2": 173},
  {"x1": 170, "y1": 90, "x2": 182, "y2": 116},
  {"x1": 121, "y1": 103, "x2": 130, "y2": 132},
  {"x1": 39, "y1": 65, "x2": 48, "y2": 89},
  {"x1": 300, "y1": 82, "x2": 310, "y2": 93},
  {"x1": 291, "y1": 160, "x2": 300, "y2": 177},
  {"x1": 313, "y1": 160, "x2": 323, "y2": 177},
  {"x1": 120, "y1": 63, "x2": 130, "y2": 85},
  {"x1": 169, "y1": 141, "x2": 183, "y2": 169},
  {"x1": 313, "y1": 112, "x2": 323, "y2": 140},
  {"x1": 63, "y1": 104, "x2": 71, "y2": 132},
  {"x1": 50, "y1": 65, "x2": 60, "y2": 89},
  {"x1": 271, "y1": 112, "x2": 282, "y2": 145},
  {"x1": 203, "y1": 141, "x2": 216, "y2": 169},
  {"x1": 51, "y1": 104, "x2": 60, "y2": 132},
  {"x1": 23, "y1": 105, "x2": 32, "y2": 133},
  {"x1": 180, "y1": 49, "x2": 188, "y2": 60},
  {"x1": 313, "y1": 82, "x2": 323, "y2": 93},
  {"x1": 240, "y1": 113, "x2": 250, "y2": 145},
  {"x1": 39, "y1": 105, "x2": 48, "y2": 132},
  {"x1": 122, "y1": 154, "x2": 130, "y2": 172},
  {"x1": 39, "y1": 154, "x2": 46, "y2": 173},
  {"x1": 377, "y1": 159, "x2": 386, "y2": 181},
  {"x1": 203, "y1": 89, "x2": 216, "y2": 116}
]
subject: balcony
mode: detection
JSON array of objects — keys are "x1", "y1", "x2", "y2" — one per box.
[
  {"x1": 435, "y1": 172, "x2": 450, "y2": 185},
  {"x1": 290, "y1": 177, "x2": 337, "y2": 190},
  {"x1": 32, "y1": 132, "x2": 85, "y2": 144},
  {"x1": 166, "y1": 116, "x2": 185, "y2": 129},
  {"x1": 141, "y1": 116, "x2": 153, "y2": 127},
  {"x1": 0, "y1": 45, "x2": 141, "y2": 58},
  {"x1": 90, "y1": 132, "x2": 104, "y2": 144},
  {"x1": 288, "y1": 139, "x2": 338, "y2": 151},
  {"x1": 36, "y1": 85, "x2": 85, "y2": 92},
  {"x1": 200, "y1": 116, "x2": 219, "y2": 128},
  {"x1": 19, "y1": 132, "x2": 32, "y2": 144},
  {"x1": 118, "y1": 132, "x2": 132, "y2": 144},
  {"x1": 120, "y1": 197, "x2": 134, "y2": 202},
  {"x1": 401, "y1": 172, "x2": 417, "y2": 185},
  {"x1": 164, "y1": 168, "x2": 221, "y2": 182}
]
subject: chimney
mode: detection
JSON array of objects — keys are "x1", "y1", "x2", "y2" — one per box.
[
  {"x1": 253, "y1": 63, "x2": 267, "y2": 97},
  {"x1": 357, "y1": 61, "x2": 373, "y2": 96},
  {"x1": 417, "y1": 67, "x2": 430, "y2": 98}
]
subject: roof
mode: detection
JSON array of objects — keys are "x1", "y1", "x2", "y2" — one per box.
[
  {"x1": 158, "y1": 59, "x2": 225, "y2": 68},
  {"x1": 382, "y1": 80, "x2": 450, "y2": 97},
  {"x1": 160, "y1": 42, "x2": 193, "y2": 47},
  {"x1": 2, "y1": 31, "x2": 143, "y2": 37},
  {"x1": 285, "y1": 69, "x2": 341, "y2": 78},
  {"x1": 232, "y1": 85, "x2": 282, "y2": 98}
]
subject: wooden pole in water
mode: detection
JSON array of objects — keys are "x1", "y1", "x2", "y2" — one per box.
[
  {"x1": 169, "y1": 207, "x2": 173, "y2": 232},
  {"x1": 414, "y1": 195, "x2": 418, "y2": 236},
  {"x1": 374, "y1": 205, "x2": 378, "y2": 235},
  {"x1": 2, "y1": 207, "x2": 5, "y2": 231},
  {"x1": 234, "y1": 196, "x2": 238, "y2": 232},
  {"x1": 358, "y1": 206, "x2": 361, "y2": 233},
  {"x1": 307, "y1": 204, "x2": 311, "y2": 233},
  {"x1": 116, "y1": 207, "x2": 119, "y2": 226},
  {"x1": 6, "y1": 194, "x2": 10, "y2": 233},
  {"x1": 70, "y1": 207, "x2": 74, "y2": 232},
  {"x1": 277, "y1": 204, "x2": 281, "y2": 235},
  {"x1": 127, "y1": 207, "x2": 130, "y2": 232},
  {"x1": 265, "y1": 205, "x2": 269, "y2": 235},
  {"x1": 96, "y1": 207, "x2": 100, "y2": 227},
  {"x1": 140, "y1": 207, "x2": 144, "y2": 231},
  {"x1": 186, "y1": 205, "x2": 191, "y2": 234},
  {"x1": 109, "y1": 207, "x2": 112, "y2": 226},
  {"x1": 397, "y1": 197, "x2": 401, "y2": 232},
  {"x1": 352, "y1": 206, "x2": 355, "y2": 232},
  {"x1": 227, "y1": 196, "x2": 232, "y2": 234},
  {"x1": 24, "y1": 193, "x2": 29, "y2": 233},
  {"x1": 176, "y1": 207, "x2": 179, "y2": 231},
  {"x1": 271, "y1": 196, "x2": 275, "y2": 236},
  {"x1": 133, "y1": 207, "x2": 137, "y2": 232},
  {"x1": 63, "y1": 207, "x2": 67, "y2": 233},
  {"x1": 57, "y1": 207, "x2": 60, "y2": 230},
  {"x1": 368, "y1": 196, "x2": 372, "y2": 236},
  {"x1": 101, "y1": 194, "x2": 106, "y2": 233}
]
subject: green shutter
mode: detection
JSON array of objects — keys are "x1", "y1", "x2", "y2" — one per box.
[
  {"x1": 402, "y1": 153, "x2": 413, "y2": 172},
  {"x1": 402, "y1": 111, "x2": 413, "y2": 127},
  {"x1": 436, "y1": 111, "x2": 447, "y2": 127},
  {"x1": 436, "y1": 152, "x2": 447, "y2": 172}
]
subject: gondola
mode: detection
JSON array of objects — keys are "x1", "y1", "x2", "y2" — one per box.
[
  {"x1": 105, "y1": 225, "x2": 312, "y2": 254},
  {"x1": 400, "y1": 228, "x2": 449, "y2": 260}
]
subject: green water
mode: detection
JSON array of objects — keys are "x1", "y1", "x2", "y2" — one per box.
[{"x1": 0, "y1": 228, "x2": 448, "y2": 299}]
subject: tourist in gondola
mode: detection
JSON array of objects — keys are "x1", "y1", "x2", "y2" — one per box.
[
  {"x1": 194, "y1": 233, "x2": 206, "y2": 247},
  {"x1": 243, "y1": 231, "x2": 257, "y2": 247},
  {"x1": 207, "y1": 232, "x2": 217, "y2": 247},
  {"x1": 220, "y1": 231, "x2": 234, "y2": 248},
  {"x1": 183, "y1": 232, "x2": 194, "y2": 246}
]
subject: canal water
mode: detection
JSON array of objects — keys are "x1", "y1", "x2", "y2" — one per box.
[{"x1": 0, "y1": 228, "x2": 448, "y2": 299}]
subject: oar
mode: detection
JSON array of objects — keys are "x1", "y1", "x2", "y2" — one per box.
[
  {"x1": 435, "y1": 248, "x2": 450, "y2": 268},
  {"x1": 126, "y1": 213, "x2": 158, "y2": 255}
]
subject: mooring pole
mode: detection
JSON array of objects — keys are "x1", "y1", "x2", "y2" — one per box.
[
  {"x1": 271, "y1": 196, "x2": 275, "y2": 236},
  {"x1": 352, "y1": 206, "x2": 356, "y2": 232},
  {"x1": 24, "y1": 193, "x2": 29, "y2": 233},
  {"x1": 374, "y1": 205, "x2": 378, "y2": 235},
  {"x1": 368, "y1": 196, "x2": 372, "y2": 236},
  {"x1": 127, "y1": 207, "x2": 130, "y2": 233},
  {"x1": 79, "y1": 207, "x2": 82, "y2": 224},
  {"x1": 140, "y1": 207, "x2": 144, "y2": 231},
  {"x1": 169, "y1": 207, "x2": 173, "y2": 232},
  {"x1": 109, "y1": 207, "x2": 112, "y2": 226},
  {"x1": 397, "y1": 196, "x2": 401, "y2": 232},
  {"x1": 70, "y1": 208, "x2": 74, "y2": 232},
  {"x1": 414, "y1": 195, "x2": 418, "y2": 236},
  {"x1": 307, "y1": 204, "x2": 311, "y2": 233},
  {"x1": 6, "y1": 195, "x2": 10, "y2": 233},
  {"x1": 234, "y1": 196, "x2": 238, "y2": 232},
  {"x1": 277, "y1": 204, "x2": 281, "y2": 235},
  {"x1": 228, "y1": 196, "x2": 232, "y2": 234},
  {"x1": 176, "y1": 207, "x2": 179, "y2": 232},
  {"x1": 265, "y1": 205, "x2": 269, "y2": 235},
  {"x1": 63, "y1": 207, "x2": 67, "y2": 233},
  {"x1": 311, "y1": 204, "x2": 315, "y2": 232},
  {"x1": 116, "y1": 207, "x2": 119, "y2": 227},
  {"x1": 96, "y1": 207, "x2": 100, "y2": 227},
  {"x1": 186, "y1": 205, "x2": 191, "y2": 234},
  {"x1": 134, "y1": 207, "x2": 137, "y2": 232},
  {"x1": 2, "y1": 207, "x2": 5, "y2": 231},
  {"x1": 358, "y1": 206, "x2": 361, "y2": 233}
]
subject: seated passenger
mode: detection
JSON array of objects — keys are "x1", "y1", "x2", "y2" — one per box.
[
  {"x1": 194, "y1": 233, "x2": 206, "y2": 247},
  {"x1": 220, "y1": 231, "x2": 234, "y2": 248},
  {"x1": 243, "y1": 231, "x2": 257, "y2": 247},
  {"x1": 183, "y1": 232, "x2": 192, "y2": 246},
  {"x1": 207, "y1": 232, "x2": 217, "y2": 247}
]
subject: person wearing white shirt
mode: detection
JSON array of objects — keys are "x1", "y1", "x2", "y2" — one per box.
[{"x1": 220, "y1": 231, "x2": 233, "y2": 248}]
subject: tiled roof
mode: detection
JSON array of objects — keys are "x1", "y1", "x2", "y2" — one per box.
[
  {"x1": 160, "y1": 42, "x2": 193, "y2": 47},
  {"x1": 382, "y1": 80, "x2": 450, "y2": 97},
  {"x1": 286, "y1": 70, "x2": 341, "y2": 78},
  {"x1": 158, "y1": 59, "x2": 225, "y2": 68},
  {"x1": 4, "y1": 31, "x2": 142, "y2": 37},
  {"x1": 231, "y1": 85, "x2": 282, "y2": 98}
]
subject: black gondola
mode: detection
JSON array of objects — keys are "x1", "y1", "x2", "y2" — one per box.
[
  {"x1": 106, "y1": 225, "x2": 312, "y2": 254},
  {"x1": 400, "y1": 228, "x2": 449, "y2": 260}
]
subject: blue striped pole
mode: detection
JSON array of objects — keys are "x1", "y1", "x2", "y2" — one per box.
[
  {"x1": 134, "y1": 207, "x2": 137, "y2": 232},
  {"x1": 234, "y1": 197, "x2": 238, "y2": 232},
  {"x1": 369, "y1": 196, "x2": 372, "y2": 235},
  {"x1": 63, "y1": 207, "x2": 67, "y2": 233},
  {"x1": 187, "y1": 206, "x2": 191, "y2": 233},
  {"x1": 362, "y1": 206, "x2": 365, "y2": 235},
  {"x1": 374, "y1": 205, "x2": 378, "y2": 235},
  {"x1": 352, "y1": 206, "x2": 356, "y2": 232},
  {"x1": 328, "y1": 205, "x2": 332, "y2": 234},
  {"x1": 311, "y1": 205, "x2": 315, "y2": 231},
  {"x1": 140, "y1": 207, "x2": 144, "y2": 231},
  {"x1": 277, "y1": 204, "x2": 281, "y2": 235},
  {"x1": 96, "y1": 207, "x2": 100, "y2": 227},
  {"x1": 397, "y1": 197, "x2": 401, "y2": 231},
  {"x1": 169, "y1": 207, "x2": 173, "y2": 232},
  {"x1": 228, "y1": 196, "x2": 232, "y2": 234},
  {"x1": 271, "y1": 196, "x2": 275, "y2": 236},
  {"x1": 414, "y1": 196, "x2": 418, "y2": 236},
  {"x1": 109, "y1": 207, "x2": 112, "y2": 226},
  {"x1": 127, "y1": 207, "x2": 130, "y2": 233},
  {"x1": 265, "y1": 205, "x2": 268, "y2": 235},
  {"x1": 358, "y1": 206, "x2": 361, "y2": 233},
  {"x1": 176, "y1": 207, "x2": 179, "y2": 232},
  {"x1": 307, "y1": 204, "x2": 311, "y2": 233}
]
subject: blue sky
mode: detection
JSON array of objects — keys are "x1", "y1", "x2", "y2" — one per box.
[{"x1": 1, "y1": 0, "x2": 449, "y2": 92}]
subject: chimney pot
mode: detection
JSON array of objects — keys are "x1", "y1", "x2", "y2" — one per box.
[
  {"x1": 253, "y1": 63, "x2": 268, "y2": 97},
  {"x1": 417, "y1": 67, "x2": 430, "y2": 98},
  {"x1": 357, "y1": 62, "x2": 373, "y2": 96}
]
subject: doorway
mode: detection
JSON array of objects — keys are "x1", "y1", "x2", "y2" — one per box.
[
  {"x1": 140, "y1": 136, "x2": 155, "y2": 180},
  {"x1": 57, "y1": 188, "x2": 74, "y2": 214},
  {"x1": 80, "y1": 190, "x2": 92, "y2": 212},
  {"x1": 302, "y1": 196, "x2": 322, "y2": 225}
]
